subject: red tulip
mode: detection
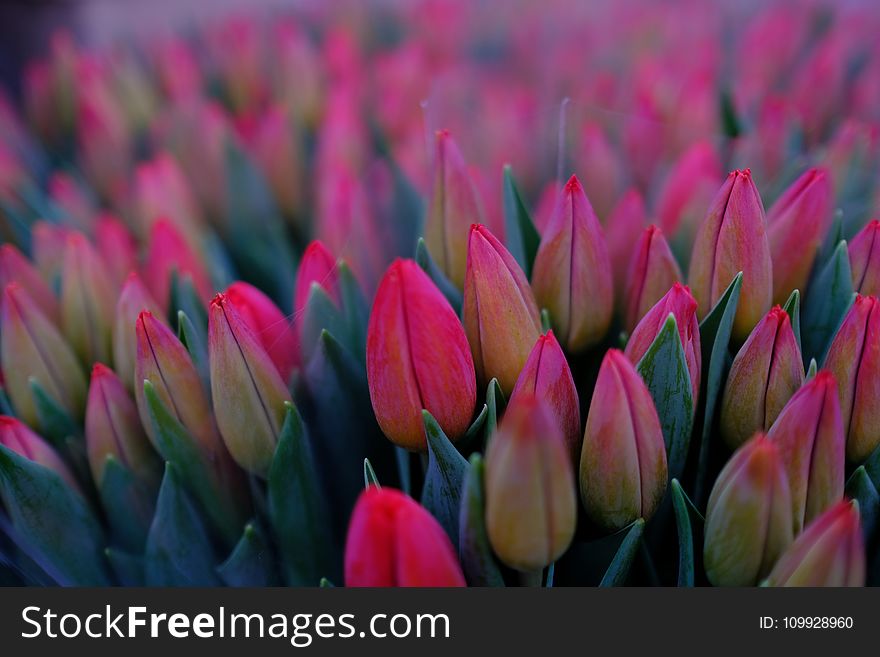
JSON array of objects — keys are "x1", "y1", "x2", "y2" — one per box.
[
  {"x1": 94, "y1": 214, "x2": 137, "y2": 289},
  {"x1": 849, "y1": 219, "x2": 880, "y2": 297},
  {"x1": 0, "y1": 415, "x2": 80, "y2": 493},
  {"x1": 113, "y1": 273, "x2": 164, "y2": 393},
  {"x1": 0, "y1": 243, "x2": 58, "y2": 323},
  {"x1": 143, "y1": 218, "x2": 213, "y2": 311},
  {"x1": 623, "y1": 225, "x2": 682, "y2": 331},
  {"x1": 604, "y1": 189, "x2": 646, "y2": 306},
  {"x1": 656, "y1": 140, "x2": 723, "y2": 238}
]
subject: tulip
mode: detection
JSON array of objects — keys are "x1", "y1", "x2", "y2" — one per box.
[
  {"x1": 113, "y1": 273, "x2": 164, "y2": 393},
  {"x1": 85, "y1": 363, "x2": 160, "y2": 489},
  {"x1": 225, "y1": 281, "x2": 298, "y2": 384},
  {"x1": 767, "y1": 371, "x2": 844, "y2": 532},
  {"x1": 531, "y1": 175, "x2": 613, "y2": 352},
  {"x1": 247, "y1": 105, "x2": 302, "y2": 218},
  {"x1": 0, "y1": 416, "x2": 80, "y2": 493},
  {"x1": 577, "y1": 123, "x2": 622, "y2": 219},
  {"x1": 31, "y1": 220, "x2": 72, "y2": 284},
  {"x1": 209, "y1": 293, "x2": 293, "y2": 477},
  {"x1": 604, "y1": 189, "x2": 646, "y2": 301},
  {"x1": 424, "y1": 130, "x2": 485, "y2": 289},
  {"x1": 764, "y1": 500, "x2": 865, "y2": 587},
  {"x1": 720, "y1": 306, "x2": 804, "y2": 449},
  {"x1": 656, "y1": 140, "x2": 723, "y2": 238},
  {"x1": 367, "y1": 259, "x2": 476, "y2": 450},
  {"x1": 704, "y1": 434, "x2": 793, "y2": 586},
  {"x1": 823, "y1": 295, "x2": 880, "y2": 463},
  {"x1": 132, "y1": 152, "x2": 203, "y2": 244},
  {"x1": 94, "y1": 214, "x2": 138, "y2": 289},
  {"x1": 463, "y1": 224, "x2": 541, "y2": 395},
  {"x1": 623, "y1": 225, "x2": 682, "y2": 331},
  {"x1": 0, "y1": 243, "x2": 58, "y2": 323},
  {"x1": 580, "y1": 349, "x2": 667, "y2": 530},
  {"x1": 143, "y1": 218, "x2": 213, "y2": 311},
  {"x1": 47, "y1": 172, "x2": 97, "y2": 234},
  {"x1": 1, "y1": 283, "x2": 86, "y2": 427},
  {"x1": 767, "y1": 168, "x2": 833, "y2": 304},
  {"x1": 848, "y1": 219, "x2": 880, "y2": 297},
  {"x1": 624, "y1": 283, "x2": 701, "y2": 404},
  {"x1": 689, "y1": 169, "x2": 772, "y2": 341},
  {"x1": 60, "y1": 233, "x2": 116, "y2": 366},
  {"x1": 345, "y1": 487, "x2": 466, "y2": 587},
  {"x1": 294, "y1": 240, "x2": 341, "y2": 318},
  {"x1": 508, "y1": 331, "x2": 580, "y2": 463},
  {"x1": 485, "y1": 395, "x2": 577, "y2": 571}
]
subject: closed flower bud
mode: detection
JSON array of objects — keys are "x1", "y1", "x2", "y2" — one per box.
[
  {"x1": 720, "y1": 306, "x2": 804, "y2": 449},
  {"x1": 704, "y1": 434, "x2": 793, "y2": 586},
  {"x1": 0, "y1": 416, "x2": 79, "y2": 493},
  {"x1": 848, "y1": 219, "x2": 880, "y2": 297},
  {"x1": 623, "y1": 225, "x2": 683, "y2": 331},
  {"x1": 425, "y1": 130, "x2": 485, "y2": 289},
  {"x1": 94, "y1": 214, "x2": 137, "y2": 290},
  {"x1": 209, "y1": 293, "x2": 293, "y2": 477},
  {"x1": 767, "y1": 168, "x2": 833, "y2": 304},
  {"x1": 625, "y1": 283, "x2": 701, "y2": 405},
  {"x1": 1, "y1": 283, "x2": 86, "y2": 426},
  {"x1": 367, "y1": 259, "x2": 476, "y2": 450},
  {"x1": 463, "y1": 224, "x2": 541, "y2": 395},
  {"x1": 768, "y1": 371, "x2": 844, "y2": 532},
  {"x1": 143, "y1": 219, "x2": 213, "y2": 311},
  {"x1": 0, "y1": 243, "x2": 58, "y2": 323},
  {"x1": 86, "y1": 363, "x2": 159, "y2": 489},
  {"x1": 508, "y1": 331, "x2": 580, "y2": 463},
  {"x1": 689, "y1": 169, "x2": 772, "y2": 342},
  {"x1": 604, "y1": 189, "x2": 646, "y2": 303},
  {"x1": 294, "y1": 240, "x2": 341, "y2": 318},
  {"x1": 531, "y1": 175, "x2": 613, "y2": 352},
  {"x1": 765, "y1": 500, "x2": 865, "y2": 587},
  {"x1": 657, "y1": 140, "x2": 723, "y2": 238},
  {"x1": 823, "y1": 295, "x2": 880, "y2": 463},
  {"x1": 113, "y1": 273, "x2": 164, "y2": 393},
  {"x1": 60, "y1": 233, "x2": 116, "y2": 366},
  {"x1": 581, "y1": 350, "x2": 667, "y2": 530},
  {"x1": 31, "y1": 220, "x2": 72, "y2": 284},
  {"x1": 485, "y1": 395, "x2": 577, "y2": 571},
  {"x1": 225, "y1": 281, "x2": 298, "y2": 384},
  {"x1": 345, "y1": 487, "x2": 466, "y2": 587},
  {"x1": 133, "y1": 152, "x2": 203, "y2": 244}
]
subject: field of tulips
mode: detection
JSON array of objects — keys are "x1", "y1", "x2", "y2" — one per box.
[{"x1": 0, "y1": 0, "x2": 879, "y2": 588}]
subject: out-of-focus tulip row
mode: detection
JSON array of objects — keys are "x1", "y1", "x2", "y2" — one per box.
[{"x1": 0, "y1": 0, "x2": 879, "y2": 587}]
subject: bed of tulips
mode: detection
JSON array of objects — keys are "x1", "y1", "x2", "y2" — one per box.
[{"x1": 1, "y1": 0, "x2": 879, "y2": 587}]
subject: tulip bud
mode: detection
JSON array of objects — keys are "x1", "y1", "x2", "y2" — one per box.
[
  {"x1": 580, "y1": 350, "x2": 667, "y2": 530},
  {"x1": 765, "y1": 500, "x2": 865, "y2": 587},
  {"x1": 345, "y1": 487, "x2": 466, "y2": 587},
  {"x1": 767, "y1": 168, "x2": 833, "y2": 304},
  {"x1": 294, "y1": 240, "x2": 341, "y2": 317},
  {"x1": 604, "y1": 189, "x2": 646, "y2": 301},
  {"x1": 623, "y1": 225, "x2": 682, "y2": 331},
  {"x1": 689, "y1": 169, "x2": 772, "y2": 341},
  {"x1": 720, "y1": 306, "x2": 804, "y2": 449},
  {"x1": 1, "y1": 283, "x2": 86, "y2": 426},
  {"x1": 848, "y1": 219, "x2": 880, "y2": 297},
  {"x1": 133, "y1": 152, "x2": 203, "y2": 244},
  {"x1": 85, "y1": 363, "x2": 160, "y2": 489},
  {"x1": 247, "y1": 105, "x2": 302, "y2": 218},
  {"x1": 625, "y1": 283, "x2": 701, "y2": 404},
  {"x1": 463, "y1": 224, "x2": 541, "y2": 395},
  {"x1": 209, "y1": 293, "x2": 293, "y2": 477},
  {"x1": 367, "y1": 259, "x2": 476, "y2": 450},
  {"x1": 577, "y1": 123, "x2": 622, "y2": 219},
  {"x1": 485, "y1": 395, "x2": 577, "y2": 571},
  {"x1": 531, "y1": 175, "x2": 613, "y2": 352},
  {"x1": 425, "y1": 130, "x2": 485, "y2": 289},
  {"x1": 704, "y1": 434, "x2": 793, "y2": 586},
  {"x1": 0, "y1": 416, "x2": 79, "y2": 493},
  {"x1": 0, "y1": 243, "x2": 58, "y2": 323},
  {"x1": 46, "y1": 172, "x2": 97, "y2": 234},
  {"x1": 768, "y1": 371, "x2": 844, "y2": 532},
  {"x1": 823, "y1": 295, "x2": 880, "y2": 463},
  {"x1": 60, "y1": 233, "x2": 116, "y2": 366},
  {"x1": 94, "y1": 214, "x2": 137, "y2": 290},
  {"x1": 31, "y1": 220, "x2": 72, "y2": 284},
  {"x1": 143, "y1": 218, "x2": 213, "y2": 311},
  {"x1": 113, "y1": 273, "x2": 164, "y2": 393},
  {"x1": 225, "y1": 281, "x2": 298, "y2": 384},
  {"x1": 657, "y1": 140, "x2": 723, "y2": 238}
]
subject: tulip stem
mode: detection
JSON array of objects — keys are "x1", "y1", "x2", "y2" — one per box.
[{"x1": 518, "y1": 569, "x2": 543, "y2": 587}]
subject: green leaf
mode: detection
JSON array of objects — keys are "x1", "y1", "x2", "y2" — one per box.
[
  {"x1": 300, "y1": 283, "x2": 345, "y2": 365},
  {"x1": 719, "y1": 89, "x2": 742, "y2": 139},
  {"x1": 145, "y1": 463, "x2": 221, "y2": 586},
  {"x1": 217, "y1": 522, "x2": 280, "y2": 586},
  {"x1": 484, "y1": 378, "x2": 506, "y2": 444},
  {"x1": 782, "y1": 289, "x2": 801, "y2": 352},
  {"x1": 540, "y1": 308, "x2": 552, "y2": 333},
  {"x1": 458, "y1": 453, "x2": 505, "y2": 587},
  {"x1": 363, "y1": 458, "x2": 381, "y2": 489},
  {"x1": 421, "y1": 411, "x2": 468, "y2": 547},
  {"x1": 395, "y1": 447, "x2": 411, "y2": 496},
  {"x1": 0, "y1": 385, "x2": 14, "y2": 416},
  {"x1": 0, "y1": 444, "x2": 110, "y2": 585},
  {"x1": 502, "y1": 165, "x2": 541, "y2": 278},
  {"x1": 176, "y1": 310, "x2": 209, "y2": 393},
  {"x1": 319, "y1": 577, "x2": 335, "y2": 588},
  {"x1": 804, "y1": 241, "x2": 853, "y2": 365},
  {"x1": 671, "y1": 479, "x2": 704, "y2": 587},
  {"x1": 636, "y1": 314, "x2": 694, "y2": 481},
  {"x1": 99, "y1": 457, "x2": 155, "y2": 552},
  {"x1": 105, "y1": 548, "x2": 144, "y2": 586},
  {"x1": 268, "y1": 402, "x2": 337, "y2": 586},
  {"x1": 862, "y1": 440, "x2": 880, "y2": 491},
  {"x1": 337, "y1": 260, "x2": 369, "y2": 361},
  {"x1": 806, "y1": 358, "x2": 818, "y2": 380},
  {"x1": 415, "y1": 237, "x2": 462, "y2": 315},
  {"x1": 845, "y1": 467, "x2": 878, "y2": 542},
  {"x1": 29, "y1": 377, "x2": 80, "y2": 447},
  {"x1": 168, "y1": 270, "x2": 207, "y2": 334},
  {"x1": 599, "y1": 518, "x2": 645, "y2": 587}
]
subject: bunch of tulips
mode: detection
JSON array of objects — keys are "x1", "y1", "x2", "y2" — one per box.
[{"x1": 0, "y1": 0, "x2": 879, "y2": 587}]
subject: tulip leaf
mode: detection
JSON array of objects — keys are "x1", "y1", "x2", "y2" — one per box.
[
  {"x1": 862, "y1": 440, "x2": 880, "y2": 491},
  {"x1": 459, "y1": 453, "x2": 505, "y2": 587},
  {"x1": 719, "y1": 89, "x2": 742, "y2": 139},
  {"x1": 337, "y1": 260, "x2": 369, "y2": 361},
  {"x1": 320, "y1": 577, "x2": 335, "y2": 588},
  {"x1": 217, "y1": 522, "x2": 280, "y2": 586},
  {"x1": 395, "y1": 447, "x2": 411, "y2": 496},
  {"x1": 169, "y1": 270, "x2": 207, "y2": 334},
  {"x1": 145, "y1": 463, "x2": 221, "y2": 586},
  {"x1": 804, "y1": 240, "x2": 853, "y2": 365},
  {"x1": 0, "y1": 444, "x2": 110, "y2": 585},
  {"x1": 636, "y1": 313, "x2": 694, "y2": 481},
  {"x1": 421, "y1": 410, "x2": 468, "y2": 547},
  {"x1": 28, "y1": 377, "x2": 80, "y2": 447},
  {"x1": 176, "y1": 310, "x2": 210, "y2": 393},
  {"x1": 0, "y1": 385, "x2": 14, "y2": 416},
  {"x1": 503, "y1": 164, "x2": 540, "y2": 278},
  {"x1": 460, "y1": 403, "x2": 488, "y2": 452},
  {"x1": 540, "y1": 308, "x2": 552, "y2": 333},
  {"x1": 300, "y1": 283, "x2": 345, "y2": 365},
  {"x1": 806, "y1": 358, "x2": 818, "y2": 380},
  {"x1": 104, "y1": 548, "x2": 144, "y2": 586},
  {"x1": 100, "y1": 456, "x2": 155, "y2": 552},
  {"x1": 415, "y1": 237, "x2": 463, "y2": 315},
  {"x1": 782, "y1": 289, "x2": 801, "y2": 351},
  {"x1": 268, "y1": 401, "x2": 338, "y2": 586},
  {"x1": 845, "y1": 466, "x2": 878, "y2": 542},
  {"x1": 485, "y1": 378, "x2": 506, "y2": 443},
  {"x1": 671, "y1": 479, "x2": 704, "y2": 587},
  {"x1": 695, "y1": 272, "x2": 742, "y2": 505},
  {"x1": 363, "y1": 458, "x2": 381, "y2": 489},
  {"x1": 599, "y1": 518, "x2": 645, "y2": 587}
]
